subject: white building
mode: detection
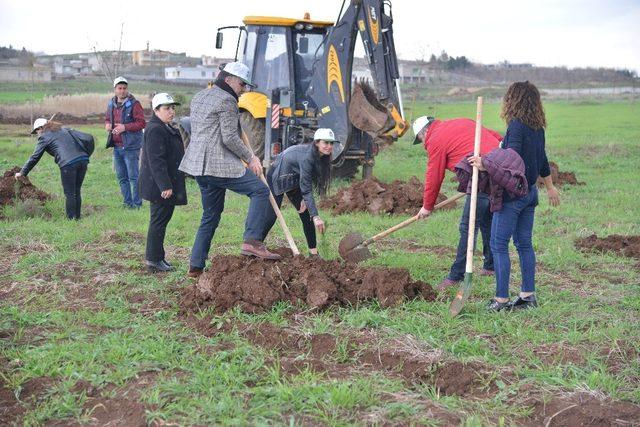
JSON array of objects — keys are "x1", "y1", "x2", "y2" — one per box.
[{"x1": 165, "y1": 66, "x2": 219, "y2": 82}]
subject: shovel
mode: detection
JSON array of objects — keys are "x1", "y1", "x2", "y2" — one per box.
[
  {"x1": 338, "y1": 192, "x2": 465, "y2": 263},
  {"x1": 450, "y1": 96, "x2": 484, "y2": 316},
  {"x1": 240, "y1": 131, "x2": 300, "y2": 256}
]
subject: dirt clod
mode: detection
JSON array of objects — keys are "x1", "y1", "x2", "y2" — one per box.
[
  {"x1": 0, "y1": 167, "x2": 52, "y2": 207},
  {"x1": 320, "y1": 176, "x2": 455, "y2": 215},
  {"x1": 575, "y1": 234, "x2": 640, "y2": 260},
  {"x1": 537, "y1": 161, "x2": 584, "y2": 187},
  {"x1": 179, "y1": 253, "x2": 436, "y2": 314}
]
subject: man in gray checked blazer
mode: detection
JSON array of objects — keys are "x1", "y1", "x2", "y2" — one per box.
[{"x1": 180, "y1": 62, "x2": 282, "y2": 277}]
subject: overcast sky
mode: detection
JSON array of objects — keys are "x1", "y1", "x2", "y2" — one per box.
[{"x1": 1, "y1": 0, "x2": 639, "y2": 72}]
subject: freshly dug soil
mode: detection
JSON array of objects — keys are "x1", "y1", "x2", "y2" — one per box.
[
  {"x1": 575, "y1": 234, "x2": 640, "y2": 260},
  {"x1": 0, "y1": 167, "x2": 52, "y2": 206},
  {"x1": 320, "y1": 176, "x2": 455, "y2": 215},
  {"x1": 525, "y1": 392, "x2": 640, "y2": 426},
  {"x1": 179, "y1": 251, "x2": 436, "y2": 314},
  {"x1": 537, "y1": 161, "x2": 584, "y2": 187}
]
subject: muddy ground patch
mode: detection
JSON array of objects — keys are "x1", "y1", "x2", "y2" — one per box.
[
  {"x1": 536, "y1": 161, "x2": 584, "y2": 187},
  {"x1": 179, "y1": 252, "x2": 437, "y2": 314},
  {"x1": 0, "y1": 167, "x2": 52, "y2": 207},
  {"x1": 320, "y1": 176, "x2": 456, "y2": 215},
  {"x1": 575, "y1": 234, "x2": 640, "y2": 260}
]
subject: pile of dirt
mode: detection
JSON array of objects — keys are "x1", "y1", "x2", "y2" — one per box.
[
  {"x1": 537, "y1": 161, "x2": 584, "y2": 187},
  {"x1": 320, "y1": 176, "x2": 456, "y2": 215},
  {"x1": 179, "y1": 251, "x2": 436, "y2": 314},
  {"x1": 575, "y1": 234, "x2": 640, "y2": 260},
  {"x1": 0, "y1": 167, "x2": 52, "y2": 206},
  {"x1": 525, "y1": 392, "x2": 640, "y2": 426}
]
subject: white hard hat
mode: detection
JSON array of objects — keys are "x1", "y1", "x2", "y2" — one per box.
[
  {"x1": 313, "y1": 128, "x2": 337, "y2": 142},
  {"x1": 31, "y1": 118, "x2": 48, "y2": 134},
  {"x1": 152, "y1": 93, "x2": 181, "y2": 110},
  {"x1": 412, "y1": 116, "x2": 434, "y2": 145},
  {"x1": 113, "y1": 76, "x2": 128, "y2": 87},
  {"x1": 222, "y1": 62, "x2": 254, "y2": 87}
]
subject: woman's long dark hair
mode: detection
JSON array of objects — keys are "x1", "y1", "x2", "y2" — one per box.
[
  {"x1": 310, "y1": 143, "x2": 331, "y2": 196},
  {"x1": 501, "y1": 81, "x2": 547, "y2": 129}
]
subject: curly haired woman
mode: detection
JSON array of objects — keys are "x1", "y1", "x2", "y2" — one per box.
[{"x1": 469, "y1": 81, "x2": 561, "y2": 311}]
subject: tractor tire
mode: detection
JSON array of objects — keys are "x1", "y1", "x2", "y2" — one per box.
[
  {"x1": 332, "y1": 159, "x2": 360, "y2": 180},
  {"x1": 239, "y1": 110, "x2": 265, "y2": 159}
]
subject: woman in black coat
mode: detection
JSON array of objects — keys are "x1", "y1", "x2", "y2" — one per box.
[
  {"x1": 139, "y1": 93, "x2": 186, "y2": 272},
  {"x1": 15, "y1": 119, "x2": 91, "y2": 219}
]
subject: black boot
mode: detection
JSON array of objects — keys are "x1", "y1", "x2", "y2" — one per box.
[
  {"x1": 146, "y1": 260, "x2": 173, "y2": 273},
  {"x1": 508, "y1": 295, "x2": 538, "y2": 310},
  {"x1": 487, "y1": 299, "x2": 511, "y2": 312}
]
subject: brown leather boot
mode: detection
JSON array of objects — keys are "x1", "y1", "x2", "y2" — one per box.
[
  {"x1": 187, "y1": 266, "x2": 203, "y2": 278},
  {"x1": 240, "y1": 240, "x2": 282, "y2": 260}
]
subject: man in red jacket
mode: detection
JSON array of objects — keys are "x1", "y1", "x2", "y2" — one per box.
[{"x1": 413, "y1": 116, "x2": 502, "y2": 290}]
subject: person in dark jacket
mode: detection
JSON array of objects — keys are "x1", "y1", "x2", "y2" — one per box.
[
  {"x1": 15, "y1": 118, "x2": 90, "y2": 219},
  {"x1": 105, "y1": 76, "x2": 146, "y2": 209},
  {"x1": 260, "y1": 128, "x2": 334, "y2": 255},
  {"x1": 469, "y1": 81, "x2": 560, "y2": 311},
  {"x1": 139, "y1": 93, "x2": 187, "y2": 273}
]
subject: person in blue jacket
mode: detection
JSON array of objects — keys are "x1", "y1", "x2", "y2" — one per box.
[{"x1": 469, "y1": 81, "x2": 560, "y2": 311}]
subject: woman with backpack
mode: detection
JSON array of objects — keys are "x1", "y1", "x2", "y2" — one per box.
[{"x1": 15, "y1": 118, "x2": 93, "y2": 220}]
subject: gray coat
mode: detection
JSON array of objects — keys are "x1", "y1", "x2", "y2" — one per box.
[
  {"x1": 179, "y1": 86, "x2": 253, "y2": 178},
  {"x1": 269, "y1": 144, "x2": 320, "y2": 217}
]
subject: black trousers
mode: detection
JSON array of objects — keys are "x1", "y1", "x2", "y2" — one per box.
[
  {"x1": 59, "y1": 160, "x2": 88, "y2": 220},
  {"x1": 261, "y1": 187, "x2": 317, "y2": 250},
  {"x1": 146, "y1": 202, "x2": 175, "y2": 262}
]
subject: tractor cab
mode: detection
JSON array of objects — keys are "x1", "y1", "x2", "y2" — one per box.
[{"x1": 240, "y1": 16, "x2": 331, "y2": 109}]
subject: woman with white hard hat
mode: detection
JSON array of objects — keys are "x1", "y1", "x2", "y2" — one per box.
[
  {"x1": 15, "y1": 118, "x2": 92, "y2": 219},
  {"x1": 259, "y1": 128, "x2": 336, "y2": 257},
  {"x1": 138, "y1": 93, "x2": 187, "y2": 272}
]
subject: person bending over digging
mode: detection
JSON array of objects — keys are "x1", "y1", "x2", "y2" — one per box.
[
  {"x1": 412, "y1": 115, "x2": 502, "y2": 291},
  {"x1": 15, "y1": 118, "x2": 92, "y2": 220},
  {"x1": 260, "y1": 128, "x2": 334, "y2": 257},
  {"x1": 468, "y1": 81, "x2": 560, "y2": 312}
]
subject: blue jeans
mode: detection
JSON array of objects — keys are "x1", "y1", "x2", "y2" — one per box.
[
  {"x1": 113, "y1": 147, "x2": 141, "y2": 207},
  {"x1": 448, "y1": 193, "x2": 494, "y2": 281},
  {"x1": 190, "y1": 170, "x2": 270, "y2": 268},
  {"x1": 490, "y1": 186, "x2": 538, "y2": 299}
]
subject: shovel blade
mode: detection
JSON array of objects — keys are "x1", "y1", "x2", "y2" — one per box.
[
  {"x1": 338, "y1": 232, "x2": 365, "y2": 259},
  {"x1": 449, "y1": 273, "x2": 473, "y2": 316}
]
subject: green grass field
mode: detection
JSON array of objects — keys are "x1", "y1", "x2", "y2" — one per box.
[{"x1": 1, "y1": 100, "x2": 639, "y2": 425}]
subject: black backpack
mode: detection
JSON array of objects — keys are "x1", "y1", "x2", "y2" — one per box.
[{"x1": 66, "y1": 129, "x2": 95, "y2": 157}]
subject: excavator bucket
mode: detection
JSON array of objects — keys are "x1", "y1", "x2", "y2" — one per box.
[{"x1": 349, "y1": 81, "x2": 396, "y2": 136}]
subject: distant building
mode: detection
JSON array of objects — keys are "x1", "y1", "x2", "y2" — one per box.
[
  {"x1": 201, "y1": 56, "x2": 235, "y2": 68},
  {"x1": 0, "y1": 65, "x2": 52, "y2": 82},
  {"x1": 36, "y1": 54, "x2": 97, "y2": 76},
  {"x1": 165, "y1": 66, "x2": 219, "y2": 82},
  {"x1": 133, "y1": 49, "x2": 189, "y2": 67}
]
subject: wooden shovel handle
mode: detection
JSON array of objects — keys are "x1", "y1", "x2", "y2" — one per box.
[
  {"x1": 240, "y1": 131, "x2": 300, "y2": 256},
  {"x1": 258, "y1": 173, "x2": 300, "y2": 256},
  {"x1": 363, "y1": 192, "x2": 466, "y2": 246}
]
